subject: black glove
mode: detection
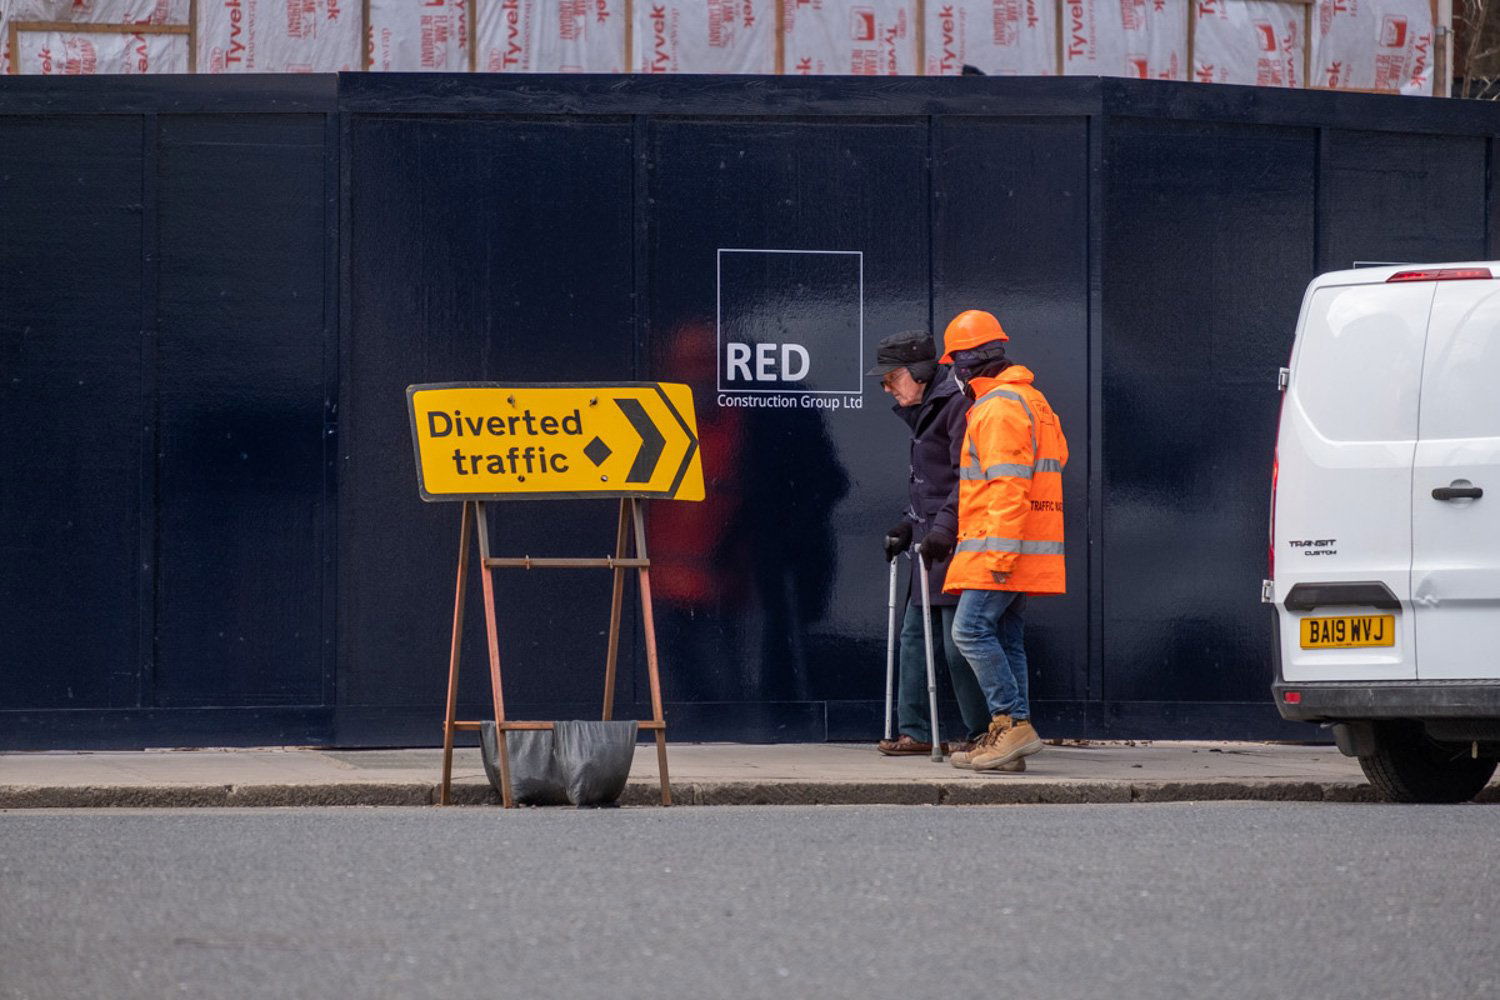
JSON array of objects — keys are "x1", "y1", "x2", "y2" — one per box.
[
  {"x1": 883, "y1": 522, "x2": 913, "y2": 562},
  {"x1": 919, "y1": 527, "x2": 955, "y2": 568}
]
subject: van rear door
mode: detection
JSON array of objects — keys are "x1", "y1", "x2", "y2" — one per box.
[
  {"x1": 1411, "y1": 278, "x2": 1500, "y2": 681},
  {"x1": 1275, "y1": 280, "x2": 1434, "y2": 682}
]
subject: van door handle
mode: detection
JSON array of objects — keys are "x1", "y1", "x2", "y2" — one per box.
[{"x1": 1433, "y1": 485, "x2": 1483, "y2": 501}]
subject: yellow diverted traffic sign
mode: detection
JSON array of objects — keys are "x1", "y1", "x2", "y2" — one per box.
[{"x1": 407, "y1": 382, "x2": 704, "y2": 502}]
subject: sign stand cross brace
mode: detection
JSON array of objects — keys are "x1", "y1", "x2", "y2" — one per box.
[{"x1": 438, "y1": 498, "x2": 671, "y2": 808}]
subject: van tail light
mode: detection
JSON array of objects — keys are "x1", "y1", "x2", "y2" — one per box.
[
  {"x1": 1387, "y1": 267, "x2": 1493, "y2": 282},
  {"x1": 1269, "y1": 453, "x2": 1278, "y2": 578},
  {"x1": 1283, "y1": 690, "x2": 1301, "y2": 705}
]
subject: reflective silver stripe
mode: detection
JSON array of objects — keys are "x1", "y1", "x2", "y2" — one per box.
[
  {"x1": 1034, "y1": 458, "x2": 1063, "y2": 473},
  {"x1": 961, "y1": 463, "x2": 1033, "y2": 481},
  {"x1": 975, "y1": 387, "x2": 1029, "y2": 412},
  {"x1": 966, "y1": 436, "x2": 981, "y2": 469},
  {"x1": 956, "y1": 537, "x2": 1065, "y2": 556}
]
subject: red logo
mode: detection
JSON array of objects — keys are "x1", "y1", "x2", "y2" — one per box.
[
  {"x1": 851, "y1": 8, "x2": 875, "y2": 41},
  {"x1": 222, "y1": 0, "x2": 247, "y2": 67},
  {"x1": 499, "y1": 0, "x2": 522, "y2": 68},
  {"x1": 1410, "y1": 32, "x2": 1431, "y2": 86},
  {"x1": 1254, "y1": 22, "x2": 1275, "y2": 51},
  {"x1": 1128, "y1": 56, "x2": 1148, "y2": 78},
  {"x1": 1065, "y1": 1, "x2": 1087, "y2": 60},
  {"x1": 935, "y1": 5, "x2": 957, "y2": 74},
  {"x1": 649, "y1": 5, "x2": 670, "y2": 72},
  {"x1": 1380, "y1": 15, "x2": 1406, "y2": 48}
]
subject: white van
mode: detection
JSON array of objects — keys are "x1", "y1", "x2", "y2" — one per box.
[{"x1": 1271, "y1": 262, "x2": 1500, "y2": 803}]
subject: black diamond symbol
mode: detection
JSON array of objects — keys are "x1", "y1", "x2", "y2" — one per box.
[{"x1": 584, "y1": 437, "x2": 612, "y2": 467}]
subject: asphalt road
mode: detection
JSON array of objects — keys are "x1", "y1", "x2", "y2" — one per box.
[{"x1": 2, "y1": 803, "x2": 1496, "y2": 1000}]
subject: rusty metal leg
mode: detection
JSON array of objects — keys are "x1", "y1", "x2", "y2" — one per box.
[
  {"x1": 602, "y1": 499, "x2": 630, "y2": 721},
  {"x1": 440, "y1": 502, "x2": 474, "y2": 807},
  {"x1": 474, "y1": 502, "x2": 514, "y2": 809},
  {"x1": 631, "y1": 500, "x2": 671, "y2": 806}
]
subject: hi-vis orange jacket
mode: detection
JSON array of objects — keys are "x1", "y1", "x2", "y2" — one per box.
[{"x1": 943, "y1": 365, "x2": 1068, "y2": 595}]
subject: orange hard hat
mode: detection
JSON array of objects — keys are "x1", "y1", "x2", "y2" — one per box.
[{"x1": 939, "y1": 309, "x2": 1008, "y2": 364}]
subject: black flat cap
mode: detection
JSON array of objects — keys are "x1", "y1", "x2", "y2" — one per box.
[{"x1": 866, "y1": 329, "x2": 935, "y2": 377}]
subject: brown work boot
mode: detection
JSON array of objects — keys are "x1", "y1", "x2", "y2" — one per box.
[
  {"x1": 971, "y1": 717, "x2": 1043, "y2": 771},
  {"x1": 951, "y1": 746, "x2": 1025, "y2": 771},
  {"x1": 950, "y1": 717, "x2": 1025, "y2": 771}
]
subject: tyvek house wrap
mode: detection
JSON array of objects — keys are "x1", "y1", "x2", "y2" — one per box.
[
  {"x1": 478, "y1": 0, "x2": 628, "y2": 72},
  {"x1": 783, "y1": 0, "x2": 918, "y2": 75},
  {"x1": 194, "y1": 0, "x2": 360, "y2": 71},
  {"x1": 12, "y1": 27, "x2": 190, "y2": 72},
  {"x1": 1062, "y1": 0, "x2": 1188, "y2": 80},
  {"x1": 369, "y1": 0, "x2": 470, "y2": 70},
  {"x1": 1311, "y1": 0, "x2": 1435, "y2": 94},
  {"x1": 1192, "y1": 0, "x2": 1305, "y2": 87},
  {"x1": 3, "y1": 0, "x2": 189, "y2": 73},
  {"x1": 924, "y1": 0, "x2": 1059, "y2": 76},
  {"x1": 633, "y1": 0, "x2": 775, "y2": 72}
]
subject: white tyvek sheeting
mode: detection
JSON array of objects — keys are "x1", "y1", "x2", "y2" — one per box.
[
  {"x1": 477, "y1": 0, "x2": 626, "y2": 72},
  {"x1": 370, "y1": 0, "x2": 471, "y2": 70},
  {"x1": 1192, "y1": 0, "x2": 1304, "y2": 87},
  {"x1": 633, "y1": 0, "x2": 774, "y2": 73},
  {"x1": 1061, "y1": 0, "x2": 1188, "y2": 80},
  {"x1": 197, "y1": 0, "x2": 360, "y2": 71},
  {"x1": 783, "y1": 0, "x2": 917, "y2": 75},
  {"x1": 924, "y1": 0, "x2": 1058, "y2": 75},
  {"x1": 8, "y1": 0, "x2": 188, "y2": 22},
  {"x1": 5, "y1": 0, "x2": 190, "y2": 73},
  {"x1": 1311, "y1": 0, "x2": 1434, "y2": 93},
  {"x1": 12, "y1": 27, "x2": 190, "y2": 71}
]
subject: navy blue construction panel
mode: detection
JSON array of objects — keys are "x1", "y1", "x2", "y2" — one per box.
[
  {"x1": 929, "y1": 116, "x2": 1092, "y2": 709},
  {"x1": 0, "y1": 79, "x2": 338, "y2": 748},
  {"x1": 644, "y1": 117, "x2": 927, "y2": 739},
  {"x1": 1317, "y1": 130, "x2": 1488, "y2": 272},
  {"x1": 154, "y1": 114, "x2": 331, "y2": 708},
  {"x1": 1101, "y1": 117, "x2": 1316, "y2": 712},
  {"x1": 0, "y1": 114, "x2": 145, "y2": 712},
  {"x1": 337, "y1": 114, "x2": 640, "y2": 743}
]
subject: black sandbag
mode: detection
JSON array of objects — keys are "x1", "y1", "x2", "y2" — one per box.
[
  {"x1": 553, "y1": 720, "x2": 638, "y2": 807},
  {"x1": 479, "y1": 722, "x2": 568, "y2": 806}
]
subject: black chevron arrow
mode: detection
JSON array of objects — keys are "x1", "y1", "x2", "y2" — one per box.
[{"x1": 615, "y1": 397, "x2": 665, "y2": 483}]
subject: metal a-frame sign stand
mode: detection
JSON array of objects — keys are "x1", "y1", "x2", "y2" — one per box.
[
  {"x1": 438, "y1": 496, "x2": 670, "y2": 807},
  {"x1": 407, "y1": 381, "x2": 704, "y2": 809}
]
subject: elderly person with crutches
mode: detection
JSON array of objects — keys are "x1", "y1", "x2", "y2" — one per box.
[{"x1": 871, "y1": 330, "x2": 1020, "y2": 769}]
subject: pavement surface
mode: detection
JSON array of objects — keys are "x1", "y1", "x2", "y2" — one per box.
[
  {"x1": 3, "y1": 803, "x2": 1497, "y2": 1000},
  {"x1": 4, "y1": 741, "x2": 1497, "y2": 808}
]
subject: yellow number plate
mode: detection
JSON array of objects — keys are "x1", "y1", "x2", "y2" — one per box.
[{"x1": 1299, "y1": 615, "x2": 1396, "y2": 649}]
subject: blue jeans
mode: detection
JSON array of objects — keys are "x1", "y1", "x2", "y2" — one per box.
[
  {"x1": 898, "y1": 603, "x2": 992, "y2": 743},
  {"x1": 951, "y1": 590, "x2": 1031, "y2": 721}
]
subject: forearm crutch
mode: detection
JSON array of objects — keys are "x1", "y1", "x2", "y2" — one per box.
[
  {"x1": 915, "y1": 546, "x2": 943, "y2": 762},
  {"x1": 884, "y1": 556, "x2": 898, "y2": 742}
]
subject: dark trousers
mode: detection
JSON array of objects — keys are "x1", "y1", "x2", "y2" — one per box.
[{"x1": 897, "y1": 602, "x2": 992, "y2": 743}]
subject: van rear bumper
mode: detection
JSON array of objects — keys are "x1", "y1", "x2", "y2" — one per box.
[
  {"x1": 1272, "y1": 680, "x2": 1500, "y2": 722},
  {"x1": 1272, "y1": 609, "x2": 1500, "y2": 721}
]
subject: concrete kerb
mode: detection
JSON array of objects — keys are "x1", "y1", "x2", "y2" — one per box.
[{"x1": 0, "y1": 779, "x2": 1412, "y2": 809}]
